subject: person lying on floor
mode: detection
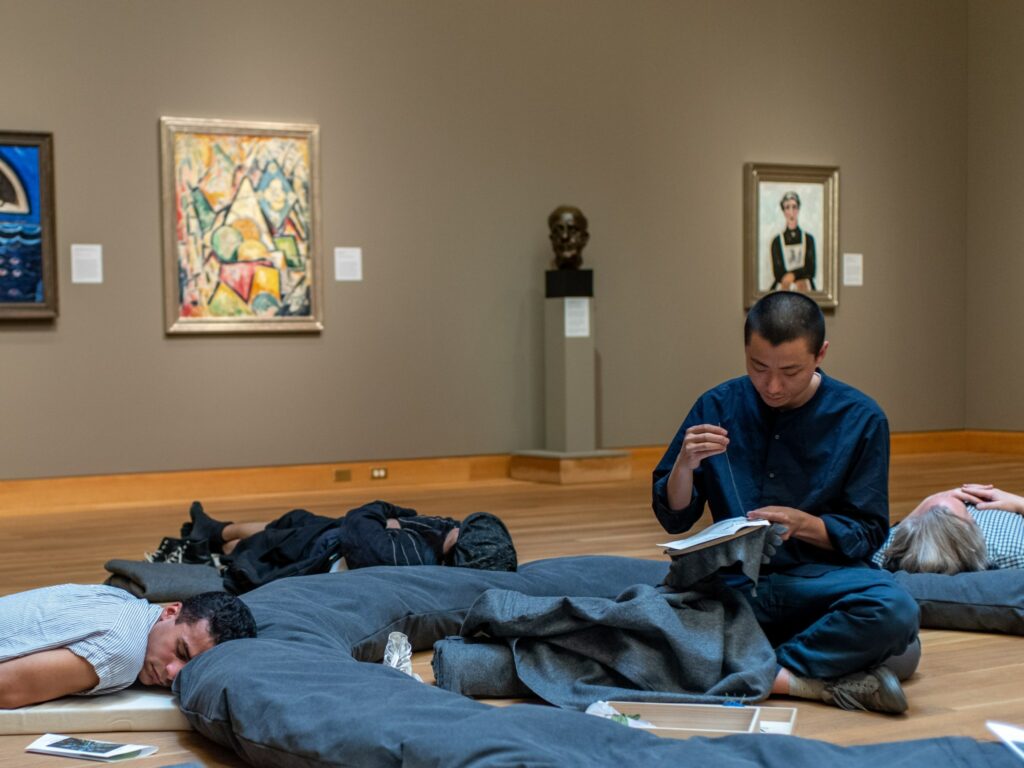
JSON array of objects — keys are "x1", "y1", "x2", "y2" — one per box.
[
  {"x1": 0, "y1": 587, "x2": 255, "y2": 709},
  {"x1": 652, "y1": 291, "x2": 919, "y2": 716},
  {"x1": 875, "y1": 484, "x2": 1024, "y2": 574},
  {"x1": 166, "y1": 499, "x2": 518, "y2": 593}
]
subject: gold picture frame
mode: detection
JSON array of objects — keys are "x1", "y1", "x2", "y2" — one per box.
[
  {"x1": 160, "y1": 117, "x2": 322, "y2": 334},
  {"x1": 744, "y1": 162, "x2": 839, "y2": 309}
]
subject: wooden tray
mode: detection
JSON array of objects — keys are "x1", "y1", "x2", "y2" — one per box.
[{"x1": 603, "y1": 701, "x2": 797, "y2": 739}]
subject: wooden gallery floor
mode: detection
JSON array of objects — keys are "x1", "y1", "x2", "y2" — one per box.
[{"x1": 0, "y1": 451, "x2": 1022, "y2": 767}]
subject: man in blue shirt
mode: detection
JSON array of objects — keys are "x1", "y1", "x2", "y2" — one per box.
[{"x1": 653, "y1": 291, "x2": 918, "y2": 715}]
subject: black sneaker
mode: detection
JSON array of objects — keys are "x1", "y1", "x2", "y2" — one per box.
[
  {"x1": 145, "y1": 536, "x2": 216, "y2": 567},
  {"x1": 180, "y1": 537, "x2": 216, "y2": 566},
  {"x1": 145, "y1": 536, "x2": 187, "y2": 564},
  {"x1": 822, "y1": 666, "x2": 908, "y2": 715}
]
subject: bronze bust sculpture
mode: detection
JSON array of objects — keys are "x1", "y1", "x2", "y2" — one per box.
[{"x1": 548, "y1": 205, "x2": 589, "y2": 270}]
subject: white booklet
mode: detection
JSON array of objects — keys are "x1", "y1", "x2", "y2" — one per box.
[
  {"x1": 988, "y1": 721, "x2": 1024, "y2": 763},
  {"x1": 658, "y1": 517, "x2": 770, "y2": 556},
  {"x1": 25, "y1": 733, "x2": 158, "y2": 762}
]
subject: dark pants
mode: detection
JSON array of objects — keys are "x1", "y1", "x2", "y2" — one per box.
[{"x1": 733, "y1": 566, "x2": 920, "y2": 680}]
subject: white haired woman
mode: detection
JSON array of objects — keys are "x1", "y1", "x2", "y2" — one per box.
[{"x1": 875, "y1": 485, "x2": 1024, "y2": 574}]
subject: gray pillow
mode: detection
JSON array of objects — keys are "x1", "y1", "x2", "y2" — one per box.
[
  {"x1": 175, "y1": 557, "x2": 1014, "y2": 768},
  {"x1": 893, "y1": 569, "x2": 1024, "y2": 634}
]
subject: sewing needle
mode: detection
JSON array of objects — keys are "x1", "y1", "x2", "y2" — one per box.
[{"x1": 718, "y1": 421, "x2": 746, "y2": 514}]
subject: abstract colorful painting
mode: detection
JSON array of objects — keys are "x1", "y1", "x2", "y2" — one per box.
[
  {"x1": 0, "y1": 132, "x2": 57, "y2": 319},
  {"x1": 160, "y1": 118, "x2": 321, "y2": 333}
]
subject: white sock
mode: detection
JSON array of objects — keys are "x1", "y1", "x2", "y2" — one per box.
[{"x1": 787, "y1": 674, "x2": 827, "y2": 701}]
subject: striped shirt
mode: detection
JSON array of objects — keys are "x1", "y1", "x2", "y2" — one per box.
[
  {"x1": 0, "y1": 584, "x2": 162, "y2": 695},
  {"x1": 873, "y1": 507, "x2": 1024, "y2": 570}
]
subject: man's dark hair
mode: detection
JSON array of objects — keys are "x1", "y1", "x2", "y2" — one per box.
[
  {"x1": 451, "y1": 512, "x2": 517, "y2": 572},
  {"x1": 744, "y1": 291, "x2": 825, "y2": 354},
  {"x1": 177, "y1": 591, "x2": 257, "y2": 643}
]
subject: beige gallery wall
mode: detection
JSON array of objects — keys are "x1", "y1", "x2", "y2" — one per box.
[
  {"x1": 966, "y1": 0, "x2": 1024, "y2": 429},
  {"x1": 0, "y1": 0, "x2": 969, "y2": 480}
]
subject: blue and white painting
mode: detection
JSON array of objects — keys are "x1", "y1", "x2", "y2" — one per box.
[{"x1": 0, "y1": 144, "x2": 44, "y2": 303}]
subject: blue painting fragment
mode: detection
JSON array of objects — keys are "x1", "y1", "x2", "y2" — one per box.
[{"x1": 0, "y1": 145, "x2": 43, "y2": 303}]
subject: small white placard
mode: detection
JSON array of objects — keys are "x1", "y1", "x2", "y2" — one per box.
[
  {"x1": 564, "y1": 298, "x2": 590, "y2": 338},
  {"x1": 334, "y1": 247, "x2": 363, "y2": 281},
  {"x1": 71, "y1": 244, "x2": 103, "y2": 284},
  {"x1": 843, "y1": 252, "x2": 863, "y2": 286}
]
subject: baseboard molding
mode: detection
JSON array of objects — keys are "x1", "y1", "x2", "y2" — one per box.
[
  {"x1": 0, "y1": 455, "x2": 511, "y2": 516},
  {"x1": 509, "y1": 451, "x2": 632, "y2": 485},
  {"x1": 3, "y1": 431, "x2": 1021, "y2": 515},
  {"x1": 890, "y1": 430, "x2": 1024, "y2": 455}
]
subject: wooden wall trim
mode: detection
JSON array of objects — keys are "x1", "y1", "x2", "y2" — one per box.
[
  {"x1": 3, "y1": 431, "x2": 1023, "y2": 516},
  {"x1": 0, "y1": 455, "x2": 511, "y2": 516},
  {"x1": 962, "y1": 430, "x2": 1024, "y2": 453},
  {"x1": 890, "y1": 430, "x2": 1024, "y2": 455},
  {"x1": 890, "y1": 430, "x2": 966, "y2": 455}
]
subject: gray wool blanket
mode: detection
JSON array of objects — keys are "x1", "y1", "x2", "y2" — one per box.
[
  {"x1": 440, "y1": 579, "x2": 777, "y2": 709},
  {"x1": 104, "y1": 559, "x2": 223, "y2": 602},
  {"x1": 176, "y1": 558, "x2": 1014, "y2": 768},
  {"x1": 663, "y1": 524, "x2": 773, "y2": 591}
]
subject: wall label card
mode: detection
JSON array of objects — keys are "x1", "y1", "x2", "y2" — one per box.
[
  {"x1": 71, "y1": 244, "x2": 103, "y2": 284},
  {"x1": 564, "y1": 297, "x2": 590, "y2": 338},
  {"x1": 334, "y1": 247, "x2": 363, "y2": 281}
]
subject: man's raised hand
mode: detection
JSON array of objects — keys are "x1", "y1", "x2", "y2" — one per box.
[{"x1": 678, "y1": 424, "x2": 730, "y2": 470}]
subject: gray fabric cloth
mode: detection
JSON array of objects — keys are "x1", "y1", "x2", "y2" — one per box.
[
  {"x1": 181, "y1": 638, "x2": 1014, "y2": 768},
  {"x1": 893, "y1": 568, "x2": 1024, "y2": 635},
  {"x1": 457, "y1": 580, "x2": 777, "y2": 709},
  {"x1": 104, "y1": 559, "x2": 224, "y2": 602},
  {"x1": 174, "y1": 557, "x2": 1017, "y2": 768},
  {"x1": 432, "y1": 637, "x2": 531, "y2": 698},
  {"x1": 664, "y1": 525, "x2": 771, "y2": 590}
]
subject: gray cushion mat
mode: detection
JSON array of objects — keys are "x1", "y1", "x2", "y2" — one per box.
[
  {"x1": 894, "y1": 568, "x2": 1024, "y2": 634},
  {"x1": 174, "y1": 556, "x2": 1016, "y2": 768},
  {"x1": 104, "y1": 559, "x2": 223, "y2": 602}
]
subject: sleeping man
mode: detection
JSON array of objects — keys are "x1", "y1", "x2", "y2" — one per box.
[
  {"x1": 876, "y1": 484, "x2": 1024, "y2": 574},
  {"x1": 652, "y1": 291, "x2": 919, "y2": 715},
  {"x1": 0, "y1": 586, "x2": 256, "y2": 709},
  {"x1": 161, "y1": 499, "x2": 518, "y2": 593}
]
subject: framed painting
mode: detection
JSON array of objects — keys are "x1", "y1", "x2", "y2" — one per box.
[
  {"x1": 160, "y1": 117, "x2": 322, "y2": 333},
  {"x1": 743, "y1": 163, "x2": 839, "y2": 309},
  {"x1": 0, "y1": 131, "x2": 57, "y2": 319}
]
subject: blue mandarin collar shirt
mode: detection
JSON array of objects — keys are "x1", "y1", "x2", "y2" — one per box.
[{"x1": 653, "y1": 371, "x2": 890, "y2": 573}]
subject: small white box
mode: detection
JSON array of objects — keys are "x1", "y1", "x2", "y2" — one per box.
[{"x1": 603, "y1": 701, "x2": 797, "y2": 739}]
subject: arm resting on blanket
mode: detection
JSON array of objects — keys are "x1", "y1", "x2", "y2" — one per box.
[{"x1": 0, "y1": 649, "x2": 99, "y2": 709}]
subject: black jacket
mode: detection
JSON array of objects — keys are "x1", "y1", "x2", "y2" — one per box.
[{"x1": 222, "y1": 500, "x2": 458, "y2": 593}]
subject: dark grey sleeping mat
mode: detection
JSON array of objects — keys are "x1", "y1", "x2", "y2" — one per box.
[
  {"x1": 894, "y1": 568, "x2": 1024, "y2": 634},
  {"x1": 173, "y1": 556, "x2": 1014, "y2": 768}
]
